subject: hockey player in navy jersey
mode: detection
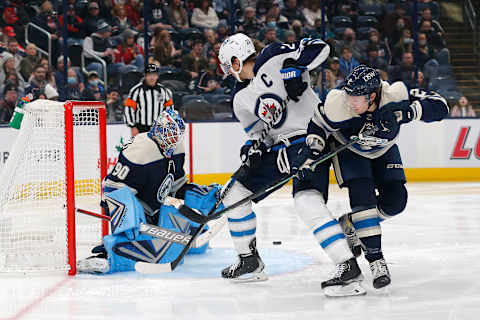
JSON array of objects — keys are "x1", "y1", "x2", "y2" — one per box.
[
  {"x1": 77, "y1": 109, "x2": 223, "y2": 274},
  {"x1": 295, "y1": 65, "x2": 449, "y2": 289},
  {"x1": 218, "y1": 33, "x2": 365, "y2": 296}
]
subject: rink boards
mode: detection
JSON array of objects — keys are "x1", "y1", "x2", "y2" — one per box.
[{"x1": 0, "y1": 118, "x2": 478, "y2": 185}]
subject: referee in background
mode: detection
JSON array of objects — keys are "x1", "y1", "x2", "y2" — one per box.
[{"x1": 124, "y1": 64, "x2": 174, "y2": 136}]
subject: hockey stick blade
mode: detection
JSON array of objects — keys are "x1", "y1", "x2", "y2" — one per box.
[{"x1": 176, "y1": 135, "x2": 364, "y2": 224}]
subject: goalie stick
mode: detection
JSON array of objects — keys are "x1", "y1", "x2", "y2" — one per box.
[
  {"x1": 135, "y1": 96, "x2": 289, "y2": 274},
  {"x1": 177, "y1": 132, "x2": 374, "y2": 224}
]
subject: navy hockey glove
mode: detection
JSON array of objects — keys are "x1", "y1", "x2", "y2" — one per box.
[
  {"x1": 240, "y1": 140, "x2": 267, "y2": 169},
  {"x1": 381, "y1": 100, "x2": 420, "y2": 125},
  {"x1": 291, "y1": 134, "x2": 325, "y2": 180},
  {"x1": 281, "y1": 58, "x2": 308, "y2": 102},
  {"x1": 372, "y1": 107, "x2": 400, "y2": 141}
]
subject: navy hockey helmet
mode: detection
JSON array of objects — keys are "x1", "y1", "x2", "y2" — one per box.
[
  {"x1": 343, "y1": 65, "x2": 381, "y2": 96},
  {"x1": 145, "y1": 63, "x2": 159, "y2": 74}
]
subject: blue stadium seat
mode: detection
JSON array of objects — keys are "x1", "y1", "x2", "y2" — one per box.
[
  {"x1": 356, "y1": 16, "x2": 378, "y2": 28},
  {"x1": 358, "y1": 4, "x2": 383, "y2": 18},
  {"x1": 357, "y1": 27, "x2": 371, "y2": 40},
  {"x1": 334, "y1": 27, "x2": 347, "y2": 39},
  {"x1": 332, "y1": 16, "x2": 353, "y2": 28}
]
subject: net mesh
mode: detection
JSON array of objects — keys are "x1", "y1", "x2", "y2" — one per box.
[{"x1": 0, "y1": 100, "x2": 104, "y2": 273}]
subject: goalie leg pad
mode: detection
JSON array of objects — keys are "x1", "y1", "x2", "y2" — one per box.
[{"x1": 294, "y1": 190, "x2": 353, "y2": 264}]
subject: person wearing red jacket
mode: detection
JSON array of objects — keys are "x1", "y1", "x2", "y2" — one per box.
[{"x1": 113, "y1": 28, "x2": 144, "y2": 72}]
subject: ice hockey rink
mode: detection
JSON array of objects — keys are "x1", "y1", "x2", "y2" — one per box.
[{"x1": 1, "y1": 182, "x2": 479, "y2": 320}]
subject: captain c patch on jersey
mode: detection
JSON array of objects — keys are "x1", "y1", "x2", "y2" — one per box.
[{"x1": 254, "y1": 93, "x2": 287, "y2": 128}]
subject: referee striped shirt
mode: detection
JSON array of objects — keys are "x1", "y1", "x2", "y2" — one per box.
[{"x1": 124, "y1": 81, "x2": 174, "y2": 131}]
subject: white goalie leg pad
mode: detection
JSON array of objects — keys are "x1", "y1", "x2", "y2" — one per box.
[
  {"x1": 294, "y1": 190, "x2": 353, "y2": 264},
  {"x1": 223, "y1": 181, "x2": 256, "y2": 255},
  {"x1": 323, "y1": 281, "x2": 367, "y2": 297}
]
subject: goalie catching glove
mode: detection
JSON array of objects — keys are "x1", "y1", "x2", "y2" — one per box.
[{"x1": 280, "y1": 58, "x2": 308, "y2": 102}]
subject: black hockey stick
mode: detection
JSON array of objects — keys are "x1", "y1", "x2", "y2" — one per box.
[
  {"x1": 178, "y1": 134, "x2": 366, "y2": 224},
  {"x1": 135, "y1": 97, "x2": 288, "y2": 273}
]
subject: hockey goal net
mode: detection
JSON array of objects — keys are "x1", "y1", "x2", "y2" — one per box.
[{"x1": 0, "y1": 99, "x2": 108, "y2": 275}]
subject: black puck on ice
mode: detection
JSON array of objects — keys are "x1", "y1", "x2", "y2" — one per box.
[{"x1": 272, "y1": 241, "x2": 282, "y2": 245}]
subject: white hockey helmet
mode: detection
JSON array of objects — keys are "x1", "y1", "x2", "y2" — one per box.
[
  {"x1": 149, "y1": 109, "x2": 185, "y2": 158},
  {"x1": 218, "y1": 33, "x2": 256, "y2": 82}
]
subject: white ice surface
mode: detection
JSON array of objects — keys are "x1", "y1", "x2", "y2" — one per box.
[{"x1": 1, "y1": 182, "x2": 479, "y2": 320}]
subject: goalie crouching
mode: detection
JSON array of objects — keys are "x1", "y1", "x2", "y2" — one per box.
[{"x1": 77, "y1": 109, "x2": 224, "y2": 274}]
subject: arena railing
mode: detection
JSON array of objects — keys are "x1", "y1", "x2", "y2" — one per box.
[
  {"x1": 25, "y1": 23, "x2": 52, "y2": 66},
  {"x1": 464, "y1": 0, "x2": 478, "y2": 55}
]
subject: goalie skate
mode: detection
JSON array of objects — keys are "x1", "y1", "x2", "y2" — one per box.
[
  {"x1": 339, "y1": 213, "x2": 363, "y2": 257},
  {"x1": 322, "y1": 258, "x2": 366, "y2": 297},
  {"x1": 221, "y1": 239, "x2": 268, "y2": 283},
  {"x1": 77, "y1": 255, "x2": 110, "y2": 274}
]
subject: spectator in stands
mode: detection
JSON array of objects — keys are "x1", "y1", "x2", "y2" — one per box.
[
  {"x1": 109, "y1": 4, "x2": 132, "y2": 36},
  {"x1": 389, "y1": 52, "x2": 415, "y2": 83},
  {"x1": 0, "y1": 52, "x2": 25, "y2": 90},
  {"x1": 151, "y1": 29, "x2": 181, "y2": 67},
  {"x1": 335, "y1": 28, "x2": 364, "y2": 62},
  {"x1": 212, "y1": 0, "x2": 234, "y2": 20},
  {"x1": 58, "y1": 4, "x2": 85, "y2": 44},
  {"x1": 82, "y1": 71, "x2": 106, "y2": 101},
  {"x1": 281, "y1": 0, "x2": 306, "y2": 24},
  {"x1": 114, "y1": 28, "x2": 144, "y2": 71},
  {"x1": 263, "y1": 24, "x2": 282, "y2": 45},
  {"x1": 237, "y1": 6, "x2": 261, "y2": 38},
  {"x1": 0, "y1": 84, "x2": 18, "y2": 123},
  {"x1": 383, "y1": 4, "x2": 411, "y2": 41},
  {"x1": 191, "y1": 0, "x2": 219, "y2": 29},
  {"x1": 450, "y1": 96, "x2": 477, "y2": 118},
  {"x1": 367, "y1": 29, "x2": 390, "y2": 65},
  {"x1": 181, "y1": 39, "x2": 207, "y2": 80},
  {"x1": 39, "y1": 57, "x2": 56, "y2": 87},
  {"x1": 31, "y1": 0, "x2": 60, "y2": 60},
  {"x1": 166, "y1": 0, "x2": 190, "y2": 30},
  {"x1": 25, "y1": 65, "x2": 47, "y2": 95},
  {"x1": 149, "y1": 0, "x2": 172, "y2": 30},
  {"x1": 134, "y1": 17, "x2": 147, "y2": 48},
  {"x1": 1, "y1": 1, "x2": 30, "y2": 45},
  {"x1": 285, "y1": 30, "x2": 296, "y2": 44},
  {"x1": 303, "y1": 0, "x2": 324, "y2": 31},
  {"x1": 0, "y1": 72, "x2": 24, "y2": 100},
  {"x1": 417, "y1": 32, "x2": 436, "y2": 69},
  {"x1": 124, "y1": 0, "x2": 141, "y2": 26},
  {"x1": 54, "y1": 56, "x2": 83, "y2": 99},
  {"x1": 264, "y1": 3, "x2": 289, "y2": 29},
  {"x1": 328, "y1": 57, "x2": 343, "y2": 86},
  {"x1": 202, "y1": 28, "x2": 218, "y2": 59},
  {"x1": 315, "y1": 68, "x2": 336, "y2": 96},
  {"x1": 420, "y1": 20, "x2": 447, "y2": 51},
  {"x1": 409, "y1": 71, "x2": 428, "y2": 89},
  {"x1": 420, "y1": 7, "x2": 444, "y2": 36},
  {"x1": 65, "y1": 68, "x2": 85, "y2": 100},
  {"x1": 83, "y1": 1, "x2": 103, "y2": 36},
  {"x1": 256, "y1": 0, "x2": 274, "y2": 22},
  {"x1": 19, "y1": 44, "x2": 40, "y2": 82},
  {"x1": 392, "y1": 28, "x2": 414, "y2": 65},
  {"x1": 363, "y1": 44, "x2": 387, "y2": 72},
  {"x1": 216, "y1": 20, "x2": 229, "y2": 42},
  {"x1": 197, "y1": 57, "x2": 223, "y2": 95},
  {"x1": 105, "y1": 86, "x2": 124, "y2": 122},
  {"x1": 5, "y1": 38, "x2": 24, "y2": 72},
  {"x1": 339, "y1": 46, "x2": 360, "y2": 78},
  {"x1": 291, "y1": 20, "x2": 307, "y2": 40}
]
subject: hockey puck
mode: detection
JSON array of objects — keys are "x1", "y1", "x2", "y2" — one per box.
[{"x1": 272, "y1": 241, "x2": 282, "y2": 245}]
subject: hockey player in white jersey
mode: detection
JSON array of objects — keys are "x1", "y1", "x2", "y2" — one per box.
[
  {"x1": 218, "y1": 33, "x2": 365, "y2": 296},
  {"x1": 295, "y1": 65, "x2": 449, "y2": 289}
]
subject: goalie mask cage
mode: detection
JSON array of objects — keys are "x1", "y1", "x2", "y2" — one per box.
[{"x1": 0, "y1": 100, "x2": 108, "y2": 275}]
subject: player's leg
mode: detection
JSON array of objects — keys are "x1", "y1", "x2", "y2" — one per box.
[{"x1": 292, "y1": 149, "x2": 364, "y2": 295}]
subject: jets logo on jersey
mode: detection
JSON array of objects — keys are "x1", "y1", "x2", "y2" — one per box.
[
  {"x1": 157, "y1": 173, "x2": 174, "y2": 204},
  {"x1": 254, "y1": 93, "x2": 287, "y2": 128}
]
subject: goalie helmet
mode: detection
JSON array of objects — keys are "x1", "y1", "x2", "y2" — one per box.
[
  {"x1": 343, "y1": 65, "x2": 381, "y2": 96},
  {"x1": 149, "y1": 109, "x2": 185, "y2": 158},
  {"x1": 218, "y1": 33, "x2": 256, "y2": 82}
]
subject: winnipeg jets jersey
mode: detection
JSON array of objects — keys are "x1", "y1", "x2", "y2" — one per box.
[
  {"x1": 233, "y1": 38, "x2": 330, "y2": 146},
  {"x1": 310, "y1": 81, "x2": 449, "y2": 159},
  {"x1": 103, "y1": 133, "x2": 187, "y2": 211}
]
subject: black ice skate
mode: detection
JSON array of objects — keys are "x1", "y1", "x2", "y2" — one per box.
[
  {"x1": 221, "y1": 238, "x2": 268, "y2": 282},
  {"x1": 321, "y1": 258, "x2": 366, "y2": 297},
  {"x1": 339, "y1": 213, "x2": 363, "y2": 257},
  {"x1": 370, "y1": 258, "x2": 391, "y2": 289}
]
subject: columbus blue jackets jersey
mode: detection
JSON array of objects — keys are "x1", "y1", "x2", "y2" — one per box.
[
  {"x1": 310, "y1": 81, "x2": 449, "y2": 159},
  {"x1": 233, "y1": 38, "x2": 330, "y2": 146},
  {"x1": 103, "y1": 133, "x2": 187, "y2": 211}
]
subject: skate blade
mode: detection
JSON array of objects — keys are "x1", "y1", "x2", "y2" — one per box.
[
  {"x1": 323, "y1": 281, "x2": 366, "y2": 297},
  {"x1": 229, "y1": 271, "x2": 268, "y2": 283}
]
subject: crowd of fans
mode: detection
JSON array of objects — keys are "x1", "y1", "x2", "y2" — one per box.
[{"x1": 0, "y1": 0, "x2": 477, "y2": 123}]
